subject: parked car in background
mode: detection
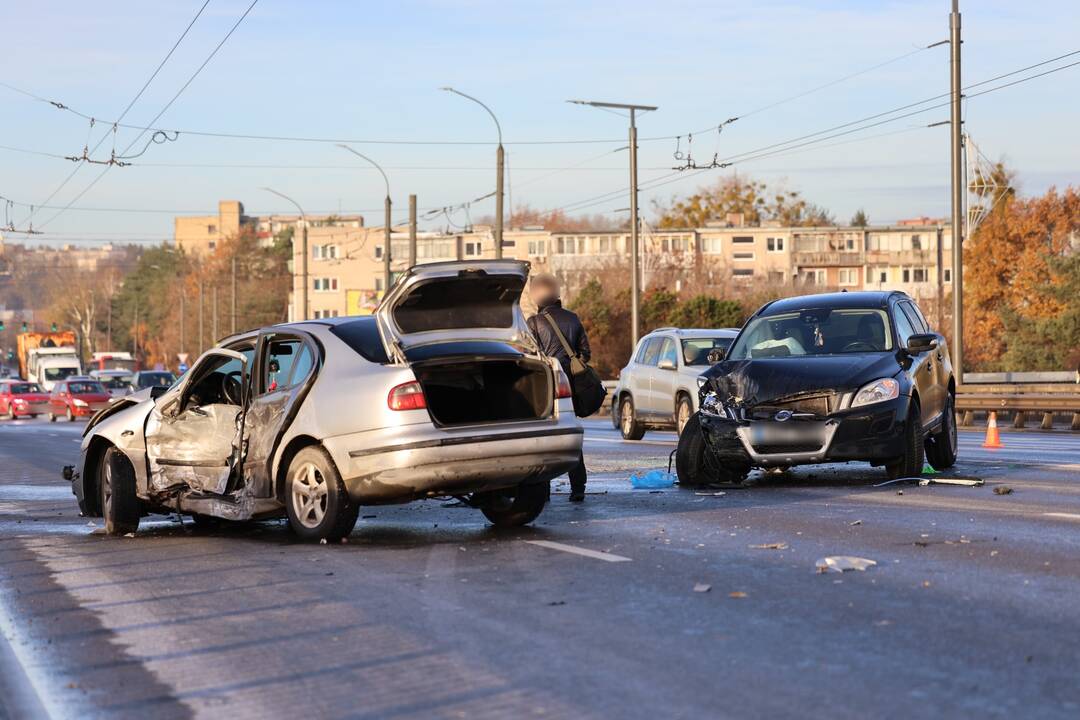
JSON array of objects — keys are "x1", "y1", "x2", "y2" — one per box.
[
  {"x1": 610, "y1": 327, "x2": 740, "y2": 438},
  {"x1": 129, "y1": 370, "x2": 178, "y2": 391},
  {"x1": 48, "y1": 377, "x2": 112, "y2": 422},
  {"x1": 0, "y1": 380, "x2": 49, "y2": 419},
  {"x1": 677, "y1": 291, "x2": 957, "y2": 487},
  {"x1": 90, "y1": 369, "x2": 135, "y2": 398},
  {"x1": 71, "y1": 260, "x2": 583, "y2": 540}
]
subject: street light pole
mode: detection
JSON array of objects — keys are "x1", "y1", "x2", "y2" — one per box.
[
  {"x1": 568, "y1": 99, "x2": 657, "y2": 352},
  {"x1": 440, "y1": 87, "x2": 504, "y2": 258},
  {"x1": 949, "y1": 0, "x2": 965, "y2": 386},
  {"x1": 337, "y1": 145, "x2": 392, "y2": 293},
  {"x1": 261, "y1": 187, "x2": 308, "y2": 321}
]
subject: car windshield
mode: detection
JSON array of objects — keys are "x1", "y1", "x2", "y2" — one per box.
[
  {"x1": 727, "y1": 308, "x2": 893, "y2": 360},
  {"x1": 681, "y1": 338, "x2": 734, "y2": 366},
  {"x1": 136, "y1": 372, "x2": 176, "y2": 388},
  {"x1": 68, "y1": 381, "x2": 105, "y2": 394},
  {"x1": 102, "y1": 377, "x2": 132, "y2": 389},
  {"x1": 44, "y1": 367, "x2": 79, "y2": 381},
  {"x1": 12, "y1": 383, "x2": 43, "y2": 394}
]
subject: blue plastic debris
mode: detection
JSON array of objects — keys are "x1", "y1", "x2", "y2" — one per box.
[{"x1": 630, "y1": 469, "x2": 676, "y2": 489}]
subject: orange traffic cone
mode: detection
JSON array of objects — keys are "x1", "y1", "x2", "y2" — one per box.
[{"x1": 983, "y1": 411, "x2": 1004, "y2": 449}]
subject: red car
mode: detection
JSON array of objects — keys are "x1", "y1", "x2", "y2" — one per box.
[
  {"x1": 0, "y1": 380, "x2": 50, "y2": 419},
  {"x1": 48, "y1": 378, "x2": 112, "y2": 422}
]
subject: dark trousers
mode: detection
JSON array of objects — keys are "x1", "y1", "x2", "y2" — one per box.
[{"x1": 568, "y1": 450, "x2": 587, "y2": 492}]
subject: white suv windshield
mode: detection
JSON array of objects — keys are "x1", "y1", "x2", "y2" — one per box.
[{"x1": 727, "y1": 308, "x2": 893, "y2": 360}]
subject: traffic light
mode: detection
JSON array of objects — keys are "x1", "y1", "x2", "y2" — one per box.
[
  {"x1": 5, "y1": 350, "x2": 12, "y2": 361},
  {"x1": 50, "y1": 322, "x2": 58, "y2": 332},
  {"x1": 0, "y1": 320, "x2": 4, "y2": 332},
  {"x1": 20, "y1": 322, "x2": 28, "y2": 332}
]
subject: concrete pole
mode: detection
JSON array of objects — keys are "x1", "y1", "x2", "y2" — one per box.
[
  {"x1": 495, "y1": 144, "x2": 505, "y2": 259},
  {"x1": 950, "y1": 0, "x2": 964, "y2": 385},
  {"x1": 629, "y1": 108, "x2": 640, "y2": 351},
  {"x1": 936, "y1": 225, "x2": 944, "y2": 329},
  {"x1": 408, "y1": 194, "x2": 417, "y2": 268},
  {"x1": 179, "y1": 286, "x2": 185, "y2": 358},
  {"x1": 384, "y1": 196, "x2": 393, "y2": 292},
  {"x1": 301, "y1": 221, "x2": 309, "y2": 321},
  {"x1": 198, "y1": 279, "x2": 204, "y2": 354},
  {"x1": 231, "y1": 256, "x2": 237, "y2": 334}
]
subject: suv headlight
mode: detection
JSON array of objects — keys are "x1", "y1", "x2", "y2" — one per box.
[
  {"x1": 700, "y1": 391, "x2": 722, "y2": 415},
  {"x1": 851, "y1": 378, "x2": 899, "y2": 408}
]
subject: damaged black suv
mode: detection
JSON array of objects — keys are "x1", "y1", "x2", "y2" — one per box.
[{"x1": 676, "y1": 291, "x2": 957, "y2": 485}]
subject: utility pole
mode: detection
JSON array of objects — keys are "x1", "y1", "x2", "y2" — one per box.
[
  {"x1": 569, "y1": 99, "x2": 658, "y2": 351},
  {"x1": 935, "y1": 225, "x2": 945, "y2": 329},
  {"x1": 231, "y1": 256, "x2": 237, "y2": 334},
  {"x1": 336, "y1": 146, "x2": 392, "y2": 293},
  {"x1": 198, "y1": 279, "x2": 204, "y2": 354},
  {"x1": 440, "y1": 88, "x2": 504, "y2": 259},
  {"x1": 408, "y1": 194, "x2": 417, "y2": 267},
  {"x1": 179, "y1": 286, "x2": 185, "y2": 359},
  {"x1": 950, "y1": 0, "x2": 964, "y2": 386},
  {"x1": 261, "y1": 188, "x2": 308, "y2": 320},
  {"x1": 133, "y1": 294, "x2": 139, "y2": 362}
]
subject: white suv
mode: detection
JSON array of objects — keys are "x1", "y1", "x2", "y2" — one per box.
[{"x1": 610, "y1": 327, "x2": 739, "y2": 438}]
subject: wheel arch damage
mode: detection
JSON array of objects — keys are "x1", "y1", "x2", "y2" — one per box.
[{"x1": 273, "y1": 434, "x2": 324, "y2": 503}]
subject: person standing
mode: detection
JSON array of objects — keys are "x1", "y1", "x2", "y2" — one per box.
[{"x1": 527, "y1": 273, "x2": 590, "y2": 502}]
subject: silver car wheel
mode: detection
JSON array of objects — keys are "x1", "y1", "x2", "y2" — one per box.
[
  {"x1": 621, "y1": 401, "x2": 634, "y2": 434},
  {"x1": 291, "y1": 461, "x2": 328, "y2": 529},
  {"x1": 102, "y1": 458, "x2": 113, "y2": 516},
  {"x1": 677, "y1": 400, "x2": 691, "y2": 435}
]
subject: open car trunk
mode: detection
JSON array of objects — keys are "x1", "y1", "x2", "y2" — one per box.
[{"x1": 413, "y1": 355, "x2": 553, "y2": 426}]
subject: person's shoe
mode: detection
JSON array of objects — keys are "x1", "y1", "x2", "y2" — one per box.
[{"x1": 569, "y1": 489, "x2": 585, "y2": 502}]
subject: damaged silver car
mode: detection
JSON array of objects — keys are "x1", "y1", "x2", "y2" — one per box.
[{"x1": 69, "y1": 260, "x2": 583, "y2": 540}]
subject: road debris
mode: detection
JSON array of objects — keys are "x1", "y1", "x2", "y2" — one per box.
[
  {"x1": 993, "y1": 486, "x2": 1013, "y2": 495},
  {"x1": 815, "y1": 556, "x2": 877, "y2": 573},
  {"x1": 749, "y1": 542, "x2": 788, "y2": 550},
  {"x1": 631, "y1": 469, "x2": 675, "y2": 489},
  {"x1": 693, "y1": 583, "x2": 712, "y2": 593},
  {"x1": 918, "y1": 477, "x2": 984, "y2": 487},
  {"x1": 694, "y1": 491, "x2": 727, "y2": 497},
  {"x1": 849, "y1": 520, "x2": 862, "y2": 526},
  {"x1": 728, "y1": 591, "x2": 747, "y2": 598}
]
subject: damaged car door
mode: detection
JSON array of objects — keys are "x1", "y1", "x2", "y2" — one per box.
[
  {"x1": 144, "y1": 347, "x2": 250, "y2": 496},
  {"x1": 242, "y1": 333, "x2": 318, "y2": 497}
]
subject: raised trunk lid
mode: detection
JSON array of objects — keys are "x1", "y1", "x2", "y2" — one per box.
[{"x1": 376, "y1": 260, "x2": 537, "y2": 363}]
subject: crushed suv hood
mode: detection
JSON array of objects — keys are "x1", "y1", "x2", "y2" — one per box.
[
  {"x1": 376, "y1": 260, "x2": 538, "y2": 362},
  {"x1": 704, "y1": 353, "x2": 901, "y2": 408}
]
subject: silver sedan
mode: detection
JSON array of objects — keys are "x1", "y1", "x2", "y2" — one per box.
[{"x1": 69, "y1": 260, "x2": 583, "y2": 540}]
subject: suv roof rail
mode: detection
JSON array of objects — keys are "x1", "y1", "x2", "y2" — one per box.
[{"x1": 649, "y1": 327, "x2": 678, "y2": 333}]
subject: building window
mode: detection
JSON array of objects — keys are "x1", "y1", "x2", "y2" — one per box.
[
  {"x1": 312, "y1": 245, "x2": 339, "y2": 260},
  {"x1": 464, "y1": 241, "x2": 482, "y2": 257},
  {"x1": 768, "y1": 270, "x2": 786, "y2": 284},
  {"x1": 374, "y1": 246, "x2": 383, "y2": 260},
  {"x1": 845, "y1": 236, "x2": 856, "y2": 250},
  {"x1": 701, "y1": 237, "x2": 722, "y2": 254},
  {"x1": 207, "y1": 241, "x2": 216, "y2": 250},
  {"x1": 802, "y1": 269, "x2": 826, "y2": 286},
  {"x1": 911, "y1": 234, "x2": 922, "y2": 251},
  {"x1": 877, "y1": 269, "x2": 888, "y2": 283},
  {"x1": 375, "y1": 277, "x2": 383, "y2": 292},
  {"x1": 732, "y1": 268, "x2": 754, "y2": 277},
  {"x1": 598, "y1": 237, "x2": 611, "y2": 253},
  {"x1": 766, "y1": 237, "x2": 784, "y2": 252},
  {"x1": 944, "y1": 268, "x2": 952, "y2": 283},
  {"x1": 207, "y1": 224, "x2": 217, "y2": 234},
  {"x1": 732, "y1": 236, "x2": 754, "y2": 244},
  {"x1": 732, "y1": 252, "x2": 755, "y2": 261},
  {"x1": 838, "y1": 268, "x2": 858, "y2": 286},
  {"x1": 913, "y1": 267, "x2": 927, "y2": 283},
  {"x1": 902, "y1": 268, "x2": 910, "y2": 283},
  {"x1": 528, "y1": 239, "x2": 547, "y2": 256},
  {"x1": 313, "y1": 278, "x2": 338, "y2": 292}
]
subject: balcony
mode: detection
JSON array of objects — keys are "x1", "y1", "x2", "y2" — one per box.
[{"x1": 792, "y1": 250, "x2": 863, "y2": 267}]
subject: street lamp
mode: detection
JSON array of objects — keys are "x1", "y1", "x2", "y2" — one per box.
[
  {"x1": 261, "y1": 187, "x2": 308, "y2": 321},
  {"x1": 337, "y1": 145, "x2": 392, "y2": 294},
  {"x1": 568, "y1": 99, "x2": 657, "y2": 352},
  {"x1": 440, "y1": 87, "x2": 505, "y2": 259}
]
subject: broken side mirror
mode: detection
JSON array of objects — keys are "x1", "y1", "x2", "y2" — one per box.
[
  {"x1": 905, "y1": 333, "x2": 938, "y2": 354},
  {"x1": 707, "y1": 348, "x2": 726, "y2": 364}
]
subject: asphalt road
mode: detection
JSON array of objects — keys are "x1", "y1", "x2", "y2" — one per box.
[{"x1": 2, "y1": 416, "x2": 1079, "y2": 719}]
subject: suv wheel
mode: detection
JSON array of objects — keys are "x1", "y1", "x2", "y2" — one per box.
[
  {"x1": 285, "y1": 446, "x2": 359, "y2": 541},
  {"x1": 925, "y1": 392, "x2": 958, "y2": 470},
  {"x1": 619, "y1": 396, "x2": 645, "y2": 440},
  {"x1": 480, "y1": 482, "x2": 549, "y2": 527},
  {"x1": 101, "y1": 447, "x2": 140, "y2": 536},
  {"x1": 675, "y1": 413, "x2": 748, "y2": 487},
  {"x1": 886, "y1": 400, "x2": 925, "y2": 480},
  {"x1": 675, "y1": 395, "x2": 693, "y2": 436},
  {"x1": 66, "y1": 406, "x2": 74, "y2": 422}
]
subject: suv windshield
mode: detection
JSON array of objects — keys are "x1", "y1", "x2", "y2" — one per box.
[
  {"x1": 681, "y1": 338, "x2": 734, "y2": 366},
  {"x1": 728, "y1": 308, "x2": 893, "y2": 360},
  {"x1": 44, "y1": 367, "x2": 79, "y2": 382}
]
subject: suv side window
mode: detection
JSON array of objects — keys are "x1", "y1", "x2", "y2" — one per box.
[
  {"x1": 905, "y1": 300, "x2": 931, "y2": 333},
  {"x1": 893, "y1": 303, "x2": 917, "y2": 345},
  {"x1": 641, "y1": 338, "x2": 663, "y2": 366},
  {"x1": 658, "y1": 337, "x2": 678, "y2": 367},
  {"x1": 899, "y1": 301, "x2": 927, "y2": 334}
]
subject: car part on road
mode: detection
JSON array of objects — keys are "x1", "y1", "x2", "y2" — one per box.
[
  {"x1": 101, "y1": 447, "x2": 140, "y2": 536},
  {"x1": 479, "y1": 482, "x2": 549, "y2": 527},
  {"x1": 815, "y1": 556, "x2": 877, "y2": 573},
  {"x1": 629, "y1": 469, "x2": 675, "y2": 489},
  {"x1": 285, "y1": 446, "x2": 359, "y2": 541},
  {"x1": 620, "y1": 395, "x2": 645, "y2": 440}
]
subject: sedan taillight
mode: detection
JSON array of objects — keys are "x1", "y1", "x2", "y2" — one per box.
[
  {"x1": 556, "y1": 370, "x2": 573, "y2": 399},
  {"x1": 388, "y1": 381, "x2": 427, "y2": 411}
]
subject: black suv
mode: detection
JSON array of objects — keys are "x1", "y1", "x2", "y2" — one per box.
[{"x1": 676, "y1": 291, "x2": 957, "y2": 485}]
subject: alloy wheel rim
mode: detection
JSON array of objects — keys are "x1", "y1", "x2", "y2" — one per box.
[
  {"x1": 102, "y1": 459, "x2": 113, "y2": 515},
  {"x1": 677, "y1": 402, "x2": 690, "y2": 433},
  {"x1": 291, "y1": 462, "x2": 328, "y2": 529},
  {"x1": 621, "y1": 402, "x2": 633, "y2": 433}
]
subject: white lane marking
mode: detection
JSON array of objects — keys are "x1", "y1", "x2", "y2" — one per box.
[
  {"x1": 1044, "y1": 513, "x2": 1080, "y2": 521},
  {"x1": 525, "y1": 540, "x2": 632, "y2": 563}
]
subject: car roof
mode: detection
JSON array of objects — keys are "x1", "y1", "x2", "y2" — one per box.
[
  {"x1": 757, "y1": 291, "x2": 904, "y2": 316},
  {"x1": 644, "y1": 327, "x2": 740, "y2": 339}
]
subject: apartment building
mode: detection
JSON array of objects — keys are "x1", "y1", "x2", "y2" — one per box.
[
  {"x1": 283, "y1": 216, "x2": 954, "y2": 320},
  {"x1": 174, "y1": 200, "x2": 364, "y2": 256}
]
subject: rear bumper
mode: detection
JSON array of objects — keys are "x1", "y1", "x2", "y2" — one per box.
[
  {"x1": 699, "y1": 395, "x2": 911, "y2": 467},
  {"x1": 324, "y1": 421, "x2": 584, "y2": 504}
]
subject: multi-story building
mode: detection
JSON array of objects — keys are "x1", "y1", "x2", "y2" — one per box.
[{"x1": 174, "y1": 200, "x2": 364, "y2": 256}]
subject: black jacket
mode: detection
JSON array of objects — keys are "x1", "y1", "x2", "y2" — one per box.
[{"x1": 527, "y1": 300, "x2": 591, "y2": 374}]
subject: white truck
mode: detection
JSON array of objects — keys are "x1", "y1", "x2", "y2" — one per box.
[{"x1": 17, "y1": 332, "x2": 83, "y2": 391}]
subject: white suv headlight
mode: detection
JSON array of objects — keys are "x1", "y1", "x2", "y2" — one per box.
[{"x1": 851, "y1": 378, "x2": 899, "y2": 408}]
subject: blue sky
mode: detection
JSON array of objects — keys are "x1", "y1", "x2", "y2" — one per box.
[{"x1": 2, "y1": 0, "x2": 1078, "y2": 244}]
